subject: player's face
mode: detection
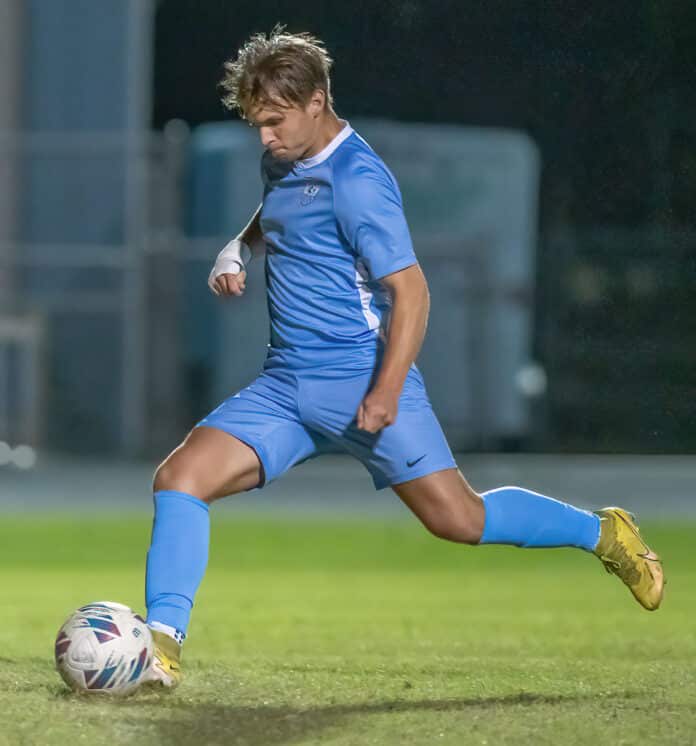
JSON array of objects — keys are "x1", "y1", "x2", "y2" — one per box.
[{"x1": 247, "y1": 96, "x2": 322, "y2": 162}]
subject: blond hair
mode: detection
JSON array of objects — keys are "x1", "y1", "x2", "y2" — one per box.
[{"x1": 219, "y1": 24, "x2": 334, "y2": 117}]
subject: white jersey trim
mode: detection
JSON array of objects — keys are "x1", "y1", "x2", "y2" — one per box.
[
  {"x1": 295, "y1": 120, "x2": 354, "y2": 170},
  {"x1": 355, "y1": 259, "x2": 381, "y2": 335}
]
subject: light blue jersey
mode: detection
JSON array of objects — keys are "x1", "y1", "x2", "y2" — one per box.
[
  {"x1": 259, "y1": 121, "x2": 418, "y2": 369},
  {"x1": 199, "y1": 120, "x2": 457, "y2": 490}
]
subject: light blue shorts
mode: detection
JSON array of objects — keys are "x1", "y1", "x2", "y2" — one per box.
[{"x1": 197, "y1": 361, "x2": 457, "y2": 491}]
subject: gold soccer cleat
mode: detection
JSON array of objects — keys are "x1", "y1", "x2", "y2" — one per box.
[
  {"x1": 593, "y1": 507, "x2": 665, "y2": 611},
  {"x1": 143, "y1": 629, "x2": 183, "y2": 688}
]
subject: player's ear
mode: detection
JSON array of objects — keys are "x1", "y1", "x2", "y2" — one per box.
[{"x1": 308, "y1": 89, "x2": 325, "y2": 118}]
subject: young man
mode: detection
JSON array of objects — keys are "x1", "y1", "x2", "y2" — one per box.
[{"x1": 143, "y1": 26, "x2": 664, "y2": 687}]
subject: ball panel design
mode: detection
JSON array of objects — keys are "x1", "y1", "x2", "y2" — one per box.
[{"x1": 54, "y1": 601, "x2": 153, "y2": 695}]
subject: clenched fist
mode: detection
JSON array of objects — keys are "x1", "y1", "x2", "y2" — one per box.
[
  {"x1": 356, "y1": 387, "x2": 400, "y2": 433},
  {"x1": 208, "y1": 238, "x2": 251, "y2": 297},
  {"x1": 210, "y1": 270, "x2": 247, "y2": 297}
]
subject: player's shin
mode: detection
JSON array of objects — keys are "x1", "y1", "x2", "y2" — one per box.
[
  {"x1": 479, "y1": 486, "x2": 600, "y2": 551},
  {"x1": 145, "y1": 490, "x2": 210, "y2": 642}
]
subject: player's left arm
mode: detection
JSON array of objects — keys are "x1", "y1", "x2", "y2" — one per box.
[{"x1": 356, "y1": 263, "x2": 429, "y2": 433}]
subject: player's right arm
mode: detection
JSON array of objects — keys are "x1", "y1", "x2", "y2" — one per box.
[{"x1": 208, "y1": 204, "x2": 265, "y2": 297}]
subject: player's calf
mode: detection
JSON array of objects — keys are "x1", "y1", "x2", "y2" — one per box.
[{"x1": 145, "y1": 426, "x2": 265, "y2": 690}]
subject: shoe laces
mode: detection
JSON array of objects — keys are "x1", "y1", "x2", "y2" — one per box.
[{"x1": 598, "y1": 541, "x2": 641, "y2": 585}]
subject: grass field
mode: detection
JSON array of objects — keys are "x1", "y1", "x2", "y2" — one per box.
[{"x1": 1, "y1": 515, "x2": 694, "y2": 745}]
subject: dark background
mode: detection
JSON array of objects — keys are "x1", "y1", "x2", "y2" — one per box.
[{"x1": 153, "y1": 1, "x2": 696, "y2": 452}]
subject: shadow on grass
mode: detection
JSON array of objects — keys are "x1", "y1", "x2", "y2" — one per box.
[
  {"x1": 147, "y1": 693, "x2": 586, "y2": 746},
  {"x1": 51, "y1": 683, "x2": 649, "y2": 745}
]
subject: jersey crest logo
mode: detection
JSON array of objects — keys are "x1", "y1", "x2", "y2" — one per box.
[{"x1": 300, "y1": 183, "x2": 321, "y2": 206}]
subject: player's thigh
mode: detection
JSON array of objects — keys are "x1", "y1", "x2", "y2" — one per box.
[
  {"x1": 164, "y1": 366, "x2": 331, "y2": 501},
  {"x1": 154, "y1": 425, "x2": 262, "y2": 502}
]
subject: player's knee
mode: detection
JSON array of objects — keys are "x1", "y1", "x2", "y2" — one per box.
[
  {"x1": 152, "y1": 458, "x2": 204, "y2": 500},
  {"x1": 152, "y1": 451, "x2": 255, "y2": 503}
]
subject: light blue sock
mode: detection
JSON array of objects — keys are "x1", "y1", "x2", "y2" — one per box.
[
  {"x1": 145, "y1": 490, "x2": 209, "y2": 637},
  {"x1": 480, "y1": 486, "x2": 601, "y2": 551}
]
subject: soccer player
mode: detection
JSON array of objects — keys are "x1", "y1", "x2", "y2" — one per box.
[{"x1": 143, "y1": 26, "x2": 664, "y2": 687}]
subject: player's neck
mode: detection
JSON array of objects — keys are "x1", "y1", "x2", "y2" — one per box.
[{"x1": 302, "y1": 112, "x2": 345, "y2": 160}]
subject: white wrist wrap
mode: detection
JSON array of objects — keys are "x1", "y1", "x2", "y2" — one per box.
[{"x1": 207, "y1": 238, "x2": 252, "y2": 292}]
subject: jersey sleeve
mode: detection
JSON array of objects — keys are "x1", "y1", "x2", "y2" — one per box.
[{"x1": 334, "y1": 161, "x2": 418, "y2": 281}]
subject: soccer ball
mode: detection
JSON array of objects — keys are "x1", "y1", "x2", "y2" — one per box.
[{"x1": 54, "y1": 601, "x2": 154, "y2": 695}]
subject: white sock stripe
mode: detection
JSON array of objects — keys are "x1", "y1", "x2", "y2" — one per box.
[{"x1": 148, "y1": 620, "x2": 185, "y2": 644}]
